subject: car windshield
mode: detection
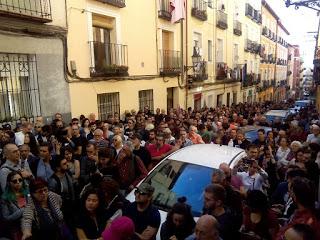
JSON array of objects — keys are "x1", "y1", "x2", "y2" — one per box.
[
  {"x1": 244, "y1": 130, "x2": 257, "y2": 142},
  {"x1": 143, "y1": 159, "x2": 214, "y2": 217}
]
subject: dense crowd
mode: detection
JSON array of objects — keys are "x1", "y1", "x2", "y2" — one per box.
[{"x1": 0, "y1": 101, "x2": 320, "y2": 240}]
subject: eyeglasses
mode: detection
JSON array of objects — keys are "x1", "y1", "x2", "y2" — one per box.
[
  {"x1": 11, "y1": 178, "x2": 23, "y2": 184},
  {"x1": 134, "y1": 189, "x2": 148, "y2": 196}
]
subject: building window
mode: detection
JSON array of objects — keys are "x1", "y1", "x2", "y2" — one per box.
[
  {"x1": 208, "y1": 40, "x2": 212, "y2": 62},
  {"x1": 139, "y1": 89, "x2": 154, "y2": 112},
  {"x1": 217, "y1": 39, "x2": 223, "y2": 62},
  {"x1": 217, "y1": 94, "x2": 223, "y2": 107},
  {"x1": 0, "y1": 53, "x2": 41, "y2": 122},
  {"x1": 233, "y1": 92, "x2": 237, "y2": 104},
  {"x1": 193, "y1": 32, "x2": 202, "y2": 57},
  {"x1": 97, "y1": 92, "x2": 120, "y2": 120}
]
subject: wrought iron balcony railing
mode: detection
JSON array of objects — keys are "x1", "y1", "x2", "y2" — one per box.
[
  {"x1": 217, "y1": 10, "x2": 228, "y2": 29},
  {"x1": 262, "y1": 26, "x2": 268, "y2": 36},
  {"x1": 158, "y1": 0, "x2": 171, "y2": 21},
  {"x1": 89, "y1": 41, "x2": 128, "y2": 77},
  {"x1": 216, "y1": 62, "x2": 227, "y2": 80},
  {"x1": 0, "y1": 0, "x2": 52, "y2": 22},
  {"x1": 245, "y1": 39, "x2": 253, "y2": 52},
  {"x1": 234, "y1": 20, "x2": 242, "y2": 36},
  {"x1": 159, "y1": 50, "x2": 181, "y2": 76},
  {"x1": 193, "y1": 60, "x2": 208, "y2": 81},
  {"x1": 95, "y1": 0, "x2": 126, "y2": 8},
  {"x1": 245, "y1": 3, "x2": 254, "y2": 19},
  {"x1": 192, "y1": 0, "x2": 207, "y2": 21},
  {"x1": 243, "y1": 73, "x2": 254, "y2": 87}
]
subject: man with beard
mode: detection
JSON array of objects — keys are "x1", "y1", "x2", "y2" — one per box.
[
  {"x1": 203, "y1": 184, "x2": 239, "y2": 240},
  {"x1": 123, "y1": 183, "x2": 160, "y2": 240}
]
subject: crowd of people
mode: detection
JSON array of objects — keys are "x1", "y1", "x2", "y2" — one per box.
[{"x1": 0, "y1": 101, "x2": 320, "y2": 240}]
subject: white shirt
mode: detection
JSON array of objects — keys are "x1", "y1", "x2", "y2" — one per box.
[
  {"x1": 14, "y1": 131, "x2": 25, "y2": 146},
  {"x1": 237, "y1": 171, "x2": 268, "y2": 192}
]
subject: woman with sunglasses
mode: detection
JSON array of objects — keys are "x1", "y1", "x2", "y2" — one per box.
[
  {"x1": 21, "y1": 177, "x2": 66, "y2": 240},
  {"x1": 1, "y1": 171, "x2": 29, "y2": 240}
]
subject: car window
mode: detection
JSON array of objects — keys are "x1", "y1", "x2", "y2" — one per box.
[
  {"x1": 143, "y1": 159, "x2": 214, "y2": 217},
  {"x1": 244, "y1": 130, "x2": 256, "y2": 142}
]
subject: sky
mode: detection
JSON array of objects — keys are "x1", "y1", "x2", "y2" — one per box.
[{"x1": 266, "y1": 0, "x2": 320, "y2": 68}]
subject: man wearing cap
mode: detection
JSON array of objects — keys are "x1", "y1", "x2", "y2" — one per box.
[
  {"x1": 129, "y1": 134, "x2": 152, "y2": 171},
  {"x1": 123, "y1": 183, "x2": 160, "y2": 240},
  {"x1": 306, "y1": 124, "x2": 320, "y2": 145}
]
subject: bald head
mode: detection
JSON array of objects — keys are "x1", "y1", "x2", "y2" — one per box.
[
  {"x1": 195, "y1": 215, "x2": 219, "y2": 240},
  {"x1": 219, "y1": 163, "x2": 231, "y2": 177}
]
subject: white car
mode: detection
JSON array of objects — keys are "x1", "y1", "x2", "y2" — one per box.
[{"x1": 126, "y1": 144, "x2": 247, "y2": 239}]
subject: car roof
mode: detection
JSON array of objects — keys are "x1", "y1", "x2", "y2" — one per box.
[
  {"x1": 241, "y1": 125, "x2": 272, "y2": 132},
  {"x1": 167, "y1": 144, "x2": 245, "y2": 169},
  {"x1": 265, "y1": 110, "x2": 289, "y2": 117}
]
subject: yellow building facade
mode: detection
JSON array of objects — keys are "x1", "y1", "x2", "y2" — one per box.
[
  {"x1": 275, "y1": 21, "x2": 290, "y2": 101},
  {"x1": 66, "y1": 0, "x2": 252, "y2": 118},
  {"x1": 67, "y1": 0, "x2": 185, "y2": 119},
  {"x1": 241, "y1": 0, "x2": 262, "y2": 103},
  {"x1": 259, "y1": 0, "x2": 278, "y2": 102},
  {"x1": 186, "y1": 0, "x2": 244, "y2": 108}
]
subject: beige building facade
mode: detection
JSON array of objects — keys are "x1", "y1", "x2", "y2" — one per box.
[
  {"x1": 242, "y1": 0, "x2": 262, "y2": 103},
  {"x1": 0, "y1": 0, "x2": 71, "y2": 123},
  {"x1": 275, "y1": 21, "x2": 290, "y2": 102},
  {"x1": 259, "y1": 0, "x2": 278, "y2": 102}
]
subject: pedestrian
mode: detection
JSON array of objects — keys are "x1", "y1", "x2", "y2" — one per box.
[
  {"x1": 0, "y1": 171, "x2": 29, "y2": 239},
  {"x1": 160, "y1": 197, "x2": 195, "y2": 240},
  {"x1": 102, "y1": 216, "x2": 135, "y2": 240},
  {"x1": 185, "y1": 214, "x2": 222, "y2": 240},
  {"x1": 123, "y1": 183, "x2": 161, "y2": 240}
]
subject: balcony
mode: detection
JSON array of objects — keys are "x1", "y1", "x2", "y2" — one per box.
[
  {"x1": 217, "y1": 10, "x2": 228, "y2": 29},
  {"x1": 262, "y1": 26, "x2": 268, "y2": 36},
  {"x1": 192, "y1": 0, "x2": 207, "y2": 21},
  {"x1": 89, "y1": 41, "x2": 128, "y2": 77},
  {"x1": 96, "y1": 0, "x2": 126, "y2": 8},
  {"x1": 158, "y1": 0, "x2": 171, "y2": 21},
  {"x1": 216, "y1": 62, "x2": 227, "y2": 80},
  {"x1": 193, "y1": 60, "x2": 208, "y2": 81},
  {"x1": 252, "y1": 42, "x2": 261, "y2": 55},
  {"x1": 233, "y1": 20, "x2": 242, "y2": 36},
  {"x1": 243, "y1": 73, "x2": 254, "y2": 87},
  {"x1": 253, "y1": 9, "x2": 258, "y2": 22},
  {"x1": 245, "y1": 39, "x2": 253, "y2": 52},
  {"x1": 159, "y1": 50, "x2": 181, "y2": 76},
  {"x1": 0, "y1": 0, "x2": 52, "y2": 22},
  {"x1": 245, "y1": 3, "x2": 254, "y2": 19}
]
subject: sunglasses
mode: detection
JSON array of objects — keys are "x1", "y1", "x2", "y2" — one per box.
[
  {"x1": 11, "y1": 178, "x2": 23, "y2": 184},
  {"x1": 134, "y1": 189, "x2": 148, "y2": 196}
]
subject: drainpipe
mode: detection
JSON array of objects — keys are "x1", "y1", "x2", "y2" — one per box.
[
  {"x1": 185, "y1": 0, "x2": 189, "y2": 109},
  {"x1": 274, "y1": 19, "x2": 279, "y2": 101}
]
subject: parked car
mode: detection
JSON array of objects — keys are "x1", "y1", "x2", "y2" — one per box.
[
  {"x1": 265, "y1": 109, "x2": 290, "y2": 123},
  {"x1": 241, "y1": 126, "x2": 272, "y2": 142},
  {"x1": 126, "y1": 144, "x2": 246, "y2": 240},
  {"x1": 294, "y1": 100, "x2": 311, "y2": 110}
]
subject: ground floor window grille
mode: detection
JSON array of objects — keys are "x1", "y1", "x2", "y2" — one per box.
[
  {"x1": 139, "y1": 89, "x2": 154, "y2": 112},
  {"x1": 0, "y1": 53, "x2": 41, "y2": 122},
  {"x1": 97, "y1": 92, "x2": 120, "y2": 120}
]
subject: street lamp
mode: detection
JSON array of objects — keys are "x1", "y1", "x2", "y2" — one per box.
[
  {"x1": 184, "y1": 49, "x2": 202, "y2": 72},
  {"x1": 285, "y1": 0, "x2": 320, "y2": 11}
]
